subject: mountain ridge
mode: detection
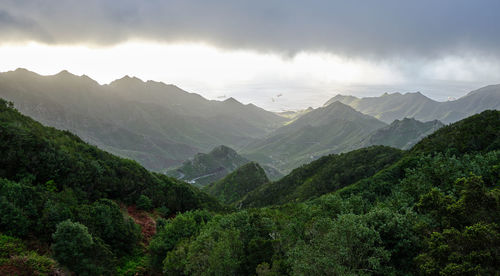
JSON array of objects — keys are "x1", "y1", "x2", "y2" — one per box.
[
  {"x1": 204, "y1": 162, "x2": 269, "y2": 205},
  {"x1": 324, "y1": 85, "x2": 500, "y2": 123},
  {"x1": 352, "y1": 117, "x2": 444, "y2": 150},
  {"x1": 242, "y1": 101, "x2": 387, "y2": 172},
  {"x1": 0, "y1": 68, "x2": 287, "y2": 171}
]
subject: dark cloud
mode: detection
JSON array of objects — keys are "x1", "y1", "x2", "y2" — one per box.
[
  {"x1": 0, "y1": 9, "x2": 53, "y2": 42},
  {"x1": 1, "y1": 0, "x2": 499, "y2": 57}
]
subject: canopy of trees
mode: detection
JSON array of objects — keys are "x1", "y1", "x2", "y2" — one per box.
[{"x1": 0, "y1": 98, "x2": 498, "y2": 275}]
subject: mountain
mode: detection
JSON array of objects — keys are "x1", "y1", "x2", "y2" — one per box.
[
  {"x1": 203, "y1": 162, "x2": 269, "y2": 205},
  {"x1": 0, "y1": 97, "x2": 225, "y2": 274},
  {"x1": 152, "y1": 110, "x2": 500, "y2": 276},
  {"x1": 2, "y1": 94, "x2": 498, "y2": 275},
  {"x1": 0, "y1": 98, "x2": 220, "y2": 213},
  {"x1": 238, "y1": 146, "x2": 403, "y2": 208},
  {"x1": 276, "y1": 107, "x2": 314, "y2": 120},
  {"x1": 325, "y1": 84, "x2": 500, "y2": 124},
  {"x1": 166, "y1": 145, "x2": 249, "y2": 187},
  {"x1": 0, "y1": 69, "x2": 287, "y2": 171},
  {"x1": 410, "y1": 109, "x2": 500, "y2": 155},
  {"x1": 167, "y1": 145, "x2": 283, "y2": 187},
  {"x1": 239, "y1": 110, "x2": 500, "y2": 209},
  {"x1": 242, "y1": 101, "x2": 387, "y2": 172},
  {"x1": 353, "y1": 118, "x2": 444, "y2": 150}
]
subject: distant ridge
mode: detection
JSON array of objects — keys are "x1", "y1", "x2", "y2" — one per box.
[
  {"x1": 0, "y1": 68, "x2": 287, "y2": 171},
  {"x1": 353, "y1": 118, "x2": 444, "y2": 150},
  {"x1": 324, "y1": 86, "x2": 500, "y2": 123},
  {"x1": 242, "y1": 101, "x2": 387, "y2": 172},
  {"x1": 166, "y1": 145, "x2": 282, "y2": 187}
]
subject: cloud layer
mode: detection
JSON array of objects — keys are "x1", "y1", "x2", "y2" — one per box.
[{"x1": 1, "y1": 0, "x2": 499, "y2": 58}]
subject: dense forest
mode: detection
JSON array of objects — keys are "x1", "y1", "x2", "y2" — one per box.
[
  {"x1": 0, "y1": 99, "x2": 221, "y2": 275},
  {"x1": 0, "y1": 98, "x2": 499, "y2": 275}
]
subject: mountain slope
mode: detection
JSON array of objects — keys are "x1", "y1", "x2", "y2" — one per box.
[
  {"x1": 339, "y1": 109, "x2": 500, "y2": 200},
  {"x1": 151, "y1": 110, "x2": 500, "y2": 276},
  {"x1": 242, "y1": 101, "x2": 387, "y2": 172},
  {"x1": 167, "y1": 145, "x2": 282, "y2": 186},
  {"x1": 325, "y1": 85, "x2": 500, "y2": 124},
  {"x1": 239, "y1": 146, "x2": 403, "y2": 208},
  {"x1": 0, "y1": 69, "x2": 287, "y2": 171},
  {"x1": 166, "y1": 145, "x2": 249, "y2": 187},
  {"x1": 0, "y1": 98, "x2": 220, "y2": 212},
  {"x1": 353, "y1": 118, "x2": 444, "y2": 150},
  {"x1": 239, "y1": 110, "x2": 499, "y2": 209},
  {"x1": 204, "y1": 162, "x2": 269, "y2": 205},
  {"x1": 410, "y1": 109, "x2": 500, "y2": 155},
  {"x1": 0, "y1": 98, "x2": 224, "y2": 274}
]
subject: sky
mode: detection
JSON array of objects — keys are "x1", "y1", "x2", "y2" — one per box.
[{"x1": 0, "y1": 0, "x2": 499, "y2": 111}]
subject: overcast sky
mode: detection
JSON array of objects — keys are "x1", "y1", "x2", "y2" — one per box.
[{"x1": 1, "y1": 0, "x2": 499, "y2": 110}]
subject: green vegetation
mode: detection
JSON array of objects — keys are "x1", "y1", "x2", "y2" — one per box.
[
  {"x1": 239, "y1": 146, "x2": 404, "y2": 208},
  {"x1": 0, "y1": 98, "x2": 220, "y2": 212},
  {"x1": 411, "y1": 109, "x2": 500, "y2": 155},
  {"x1": 167, "y1": 145, "x2": 251, "y2": 187},
  {"x1": 149, "y1": 110, "x2": 500, "y2": 275},
  {"x1": 0, "y1": 234, "x2": 57, "y2": 275},
  {"x1": 1, "y1": 95, "x2": 499, "y2": 275},
  {"x1": 242, "y1": 101, "x2": 388, "y2": 172},
  {"x1": 0, "y1": 98, "x2": 220, "y2": 274},
  {"x1": 204, "y1": 162, "x2": 269, "y2": 204},
  {"x1": 167, "y1": 145, "x2": 282, "y2": 187}
]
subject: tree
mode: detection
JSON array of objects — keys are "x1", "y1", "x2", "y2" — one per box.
[
  {"x1": 51, "y1": 220, "x2": 99, "y2": 275},
  {"x1": 137, "y1": 195, "x2": 153, "y2": 211},
  {"x1": 290, "y1": 215, "x2": 390, "y2": 275},
  {"x1": 77, "y1": 199, "x2": 140, "y2": 255}
]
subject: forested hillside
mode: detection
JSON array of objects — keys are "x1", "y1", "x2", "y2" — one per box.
[
  {"x1": 0, "y1": 99, "x2": 221, "y2": 274},
  {"x1": 239, "y1": 146, "x2": 404, "y2": 208},
  {"x1": 167, "y1": 145, "x2": 282, "y2": 187},
  {"x1": 150, "y1": 110, "x2": 500, "y2": 275},
  {"x1": 204, "y1": 162, "x2": 269, "y2": 205},
  {"x1": 166, "y1": 145, "x2": 250, "y2": 187},
  {"x1": 1, "y1": 99, "x2": 498, "y2": 275}
]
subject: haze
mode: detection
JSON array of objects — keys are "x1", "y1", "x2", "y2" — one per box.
[{"x1": 1, "y1": 0, "x2": 499, "y2": 111}]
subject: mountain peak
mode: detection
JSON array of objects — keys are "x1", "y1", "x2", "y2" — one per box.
[
  {"x1": 223, "y1": 97, "x2": 241, "y2": 104},
  {"x1": 323, "y1": 99, "x2": 355, "y2": 110},
  {"x1": 210, "y1": 145, "x2": 238, "y2": 156},
  {"x1": 323, "y1": 94, "x2": 359, "y2": 107},
  {"x1": 204, "y1": 161, "x2": 269, "y2": 205},
  {"x1": 109, "y1": 75, "x2": 144, "y2": 86},
  {"x1": 4, "y1": 68, "x2": 40, "y2": 78},
  {"x1": 13, "y1": 68, "x2": 32, "y2": 74},
  {"x1": 52, "y1": 70, "x2": 81, "y2": 80},
  {"x1": 56, "y1": 69, "x2": 72, "y2": 75}
]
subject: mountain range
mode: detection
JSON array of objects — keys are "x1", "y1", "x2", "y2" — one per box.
[
  {"x1": 1, "y1": 88, "x2": 499, "y2": 275},
  {"x1": 1, "y1": 68, "x2": 498, "y2": 175},
  {"x1": 241, "y1": 101, "x2": 388, "y2": 172},
  {"x1": 0, "y1": 69, "x2": 286, "y2": 171},
  {"x1": 325, "y1": 85, "x2": 500, "y2": 123}
]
